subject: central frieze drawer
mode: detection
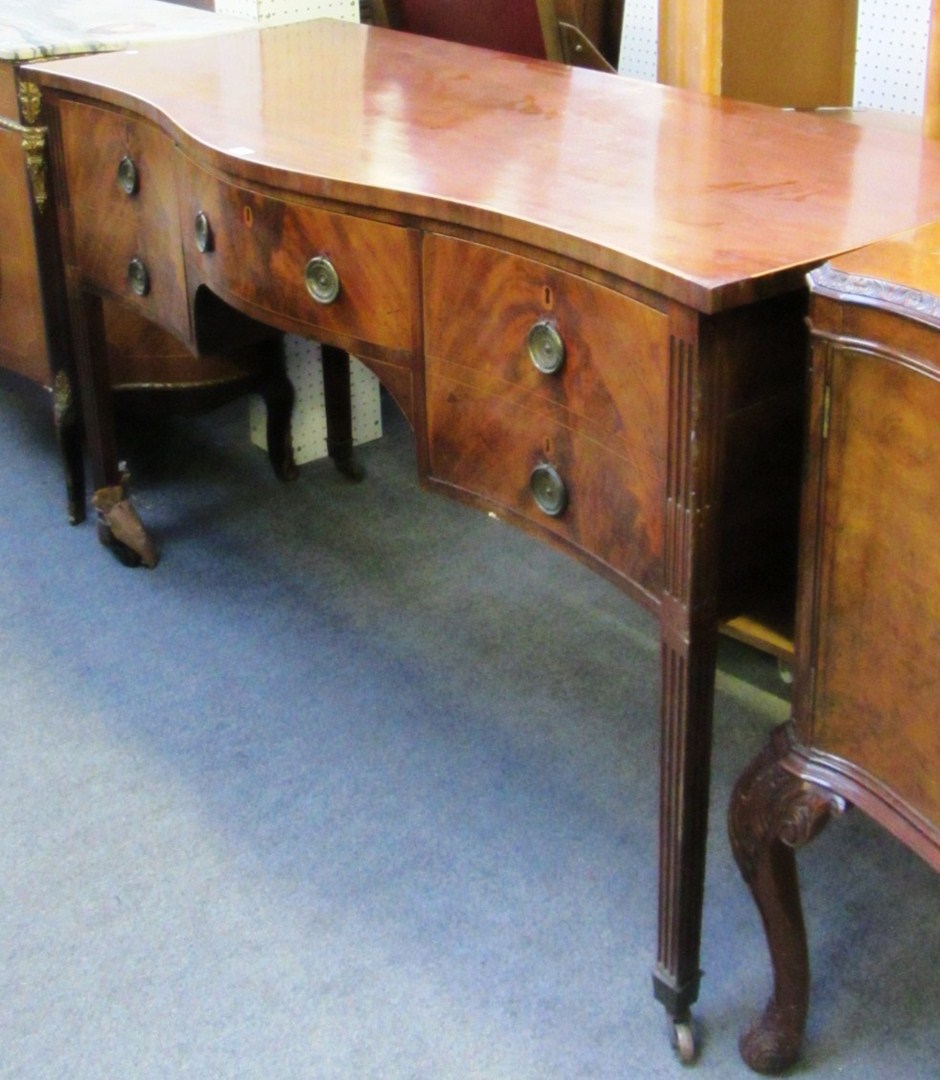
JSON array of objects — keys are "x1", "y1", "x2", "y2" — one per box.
[
  {"x1": 423, "y1": 234, "x2": 668, "y2": 595},
  {"x1": 178, "y1": 159, "x2": 418, "y2": 356}
]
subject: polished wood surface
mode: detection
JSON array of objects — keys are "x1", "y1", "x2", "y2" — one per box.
[
  {"x1": 27, "y1": 18, "x2": 940, "y2": 1060},
  {"x1": 30, "y1": 19, "x2": 940, "y2": 314},
  {"x1": 730, "y1": 223, "x2": 940, "y2": 1073}
]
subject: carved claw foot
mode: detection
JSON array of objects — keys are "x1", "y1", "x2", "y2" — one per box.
[
  {"x1": 729, "y1": 727, "x2": 847, "y2": 1074},
  {"x1": 92, "y1": 483, "x2": 159, "y2": 568}
]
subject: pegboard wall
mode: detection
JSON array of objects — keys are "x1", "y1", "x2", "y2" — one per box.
[
  {"x1": 215, "y1": 0, "x2": 358, "y2": 25},
  {"x1": 854, "y1": 0, "x2": 931, "y2": 113},
  {"x1": 618, "y1": 0, "x2": 933, "y2": 115},
  {"x1": 618, "y1": 0, "x2": 658, "y2": 82},
  {"x1": 249, "y1": 338, "x2": 382, "y2": 463}
]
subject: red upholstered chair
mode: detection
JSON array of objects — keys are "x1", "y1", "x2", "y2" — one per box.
[{"x1": 371, "y1": 0, "x2": 618, "y2": 72}]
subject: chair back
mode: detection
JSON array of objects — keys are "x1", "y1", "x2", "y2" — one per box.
[{"x1": 374, "y1": 0, "x2": 563, "y2": 62}]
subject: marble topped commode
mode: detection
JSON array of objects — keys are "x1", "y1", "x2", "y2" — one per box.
[
  {"x1": 0, "y1": 0, "x2": 249, "y2": 61},
  {"x1": 0, "y1": 1, "x2": 259, "y2": 526}
]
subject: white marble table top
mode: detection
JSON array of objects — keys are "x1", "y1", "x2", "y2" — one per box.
[{"x1": 1, "y1": 1, "x2": 249, "y2": 62}]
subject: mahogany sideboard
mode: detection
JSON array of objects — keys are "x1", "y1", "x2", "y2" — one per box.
[
  {"x1": 730, "y1": 224, "x2": 940, "y2": 1072},
  {"x1": 25, "y1": 18, "x2": 940, "y2": 1059}
]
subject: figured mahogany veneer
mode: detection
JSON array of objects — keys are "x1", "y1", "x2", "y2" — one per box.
[
  {"x1": 177, "y1": 156, "x2": 420, "y2": 359},
  {"x1": 60, "y1": 100, "x2": 190, "y2": 344},
  {"x1": 27, "y1": 18, "x2": 940, "y2": 1059},
  {"x1": 424, "y1": 233, "x2": 667, "y2": 596},
  {"x1": 730, "y1": 223, "x2": 940, "y2": 1073}
]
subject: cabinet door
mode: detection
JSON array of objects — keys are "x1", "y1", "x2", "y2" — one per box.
[{"x1": 810, "y1": 343, "x2": 940, "y2": 828}]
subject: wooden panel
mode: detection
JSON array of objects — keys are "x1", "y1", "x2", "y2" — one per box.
[
  {"x1": 659, "y1": 0, "x2": 858, "y2": 108},
  {"x1": 657, "y1": 0, "x2": 722, "y2": 94},
  {"x1": 0, "y1": 59, "x2": 18, "y2": 116},
  {"x1": 58, "y1": 99, "x2": 190, "y2": 345},
  {"x1": 814, "y1": 344, "x2": 940, "y2": 826},
  {"x1": 426, "y1": 365, "x2": 665, "y2": 596},
  {"x1": 721, "y1": 0, "x2": 858, "y2": 108},
  {"x1": 423, "y1": 233, "x2": 669, "y2": 458},
  {"x1": 178, "y1": 157, "x2": 419, "y2": 359},
  {"x1": 423, "y1": 233, "x2": 666, "y2": 596},
  {"x1": 0, "y1": 62, "x2": 48, "y2": 384}
]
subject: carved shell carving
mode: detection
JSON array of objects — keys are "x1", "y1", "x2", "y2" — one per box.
[
  {"x1": 811, "y1": 263, "x2": 940, "y2": 328},
  {"x1": 729, "y1": 733, "x2": 847, "y2": 882}
]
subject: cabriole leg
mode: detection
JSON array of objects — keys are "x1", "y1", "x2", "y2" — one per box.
[{"x1": 728, "y1": 728, "x2": 846, "y2": 1073}]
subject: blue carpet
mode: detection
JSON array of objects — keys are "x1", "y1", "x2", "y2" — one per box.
[{"x1": 1, "y1": 368, "x2": 936, "y2": 1077}]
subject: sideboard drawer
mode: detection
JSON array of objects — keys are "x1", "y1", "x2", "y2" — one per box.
[
  {"x1": 427, "y1": 368, "x2": 664, "y2": 594},
  {"x1": 58, "y1": 100, "x2": 189, "y2": 344},
  {"x1": 424, "y1": 234, "x2": 667, "y2": 594},
  {"x1": 423, "y1": 234, "x2": 669, "y2": 458},
  {"x1": 178, "y1": 159, "x2": 418, "y2": 356}
]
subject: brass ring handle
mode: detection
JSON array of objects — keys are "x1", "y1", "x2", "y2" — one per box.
[
  {"x1": 117, "y1": 155, "x2": 138, "y2": 196},
  {"x1": 194, "y1": 211, "x2": 213, "y2": 253},
  {"x1": 127, "y1": 257, "x2": 150, "y2": 297},
  {"x1": 304, "y1": 255, "x2": 341, "y2": 305},
  {"x1": 530, "y1": 463, "x2": 568, "y2": 517},
  {"x1": 526, "y1": 320, "x2": 565, "y2": 375}
]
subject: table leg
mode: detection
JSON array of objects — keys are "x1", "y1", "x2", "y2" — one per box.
[
  {"x1": 252, "y1": 336, "x2": 298, "y2": 482},
  {"x1": 653, "y1": 608, "x2": 717, "y2": 1062},
  {"x1": 51, "y1": 367, "x2": 85, "y2": 524},
  {"x1": 652, "y1": 329, "x2": 728, "y2": 1061},
  {"x1": 322, "y1": 343, "x2": 365, "y2": 482},
  {"x1": 69, "y1": 285, "x2": 157, "y2": 567},
  {"x1": 728, "y1": 726, "x2": 845, "y2": 1074}
]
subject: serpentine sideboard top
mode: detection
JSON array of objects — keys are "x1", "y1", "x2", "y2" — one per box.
[{"x1": 25, "y1": 16, "x2": 940, "y2": 315}]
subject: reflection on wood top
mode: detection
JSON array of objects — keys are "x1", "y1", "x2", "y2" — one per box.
[{"x1": 28, "y1": 18, "x2": 940, "y2": 313}]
